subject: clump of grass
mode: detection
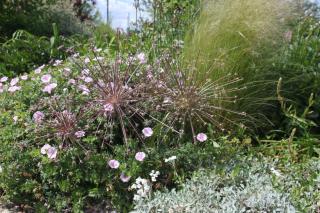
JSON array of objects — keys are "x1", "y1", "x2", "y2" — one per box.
[{"x1": 182, "y1": 0, "x2": 299, "y2": 131}]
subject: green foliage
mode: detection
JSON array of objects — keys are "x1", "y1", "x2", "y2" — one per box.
[{"x1": 0, "y1": 30, "x2": 51, "y2": 76}]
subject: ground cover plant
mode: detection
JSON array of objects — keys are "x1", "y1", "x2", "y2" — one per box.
[{"x1": 0, "y1": 0, "x2": 320, "y2": 212}]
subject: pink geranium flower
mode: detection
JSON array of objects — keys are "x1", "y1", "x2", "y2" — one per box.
[
  {"x1": 42, "y1": 83, "x2": 57, "y2": 94},
  {"x1": 10, "y1": 77, "x2": 19, "y2": 86},
  {"x1": 136, "y1": 53, "x2": 147, "y2": 64},
  {"x1": 41, "y1": 144, "x2": 52, "y2": 154},
  {"x1": 108, "y1": 160, "x2": 120, "y2": 169},
  {"x1": 35, "y1": 65, "x2": 45, "y2": 74},
  {"x1": 84, "y1": 77, "x2": 93, "y2": 83},
  {"x1": 68, "y1": 79, "x2": 76, "y2": 85},
  {"x1": 0, "y1": 76, "x2": 8, "y2": 82},
  {"x1": 8, "y1": 86, "x2": 21, "y2": 93},
  {"x1": 47, "y1": 147, "x2": 58, "y2": 159},
  {"x1": 75, "y1": 130, "x2": 85, "y2": 138},
  {"x1": 196, "y1": 133, "x2": 208, "y2": 142},
  {"x1": 78, "y1": 84, "x2": 90, "y2": 95},
  {"x1": 135, "y1": 152, "x2": 146, "y2": 162},
  {"x1": 120, "y1": 173, "x2": 131, "y2": 182},
  {"x1": 33, "y1": 111, "x2": 45, "y2": 124},
  {"x1": 142, "y1": 127, "x2": 153, "y2": 137},
  {"x1": 41, "y1": 74, "x2": 52, "y2": 83}
]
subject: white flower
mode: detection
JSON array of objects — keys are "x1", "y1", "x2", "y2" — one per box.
[
  {"x1": 165, "y1": 156, "x2": 177, "y2": 163},
  {"x1": 149, "y1": 170, "x2": 160, "y2": 182}
]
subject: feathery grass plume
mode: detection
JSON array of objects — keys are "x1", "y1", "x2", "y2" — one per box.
[{"x1": 182, "y1": 0, "x2": 299, "y2": 131}]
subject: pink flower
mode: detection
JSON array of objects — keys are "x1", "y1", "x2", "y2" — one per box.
[
  {"x1": 42, "y1": 83, "x2": 57, "y2": 94},
  {"x1": 41, "y1": 74, "x2": 52, "y2": 83},
  {"x1": 41, "y1": 144, "x2": 51, "y2": 154},
  {"x1": 84, "y1": 57, "x2": 90, "y2": 64},
  {"x1": 35, "y1": 65, "x2": 45, "y2": 74},
  {"x1": 78, "y1": 84, "x2": 90, "y2": 95},
  {"x1": 103, "y1": 103, "x2": 114, "y2": 112},
  {"x1": 142, "y1": 127, "x2": 153, "y2": 137},
  {"x1": 196, "y1": 133, "x2": 208, "y2": 142},
  {"x1": 68, "y1": 79, "x2": 76, "y2": 85},
  {"x1": 33, "y1": 111, "x2": 45, "y2": 124},
  {"x1": 0, "y1": 76, "x2": 8, "y2": 82},
  {"x1": 47, "y1": 147, "x2": 58, "y2": 159},
  {"x1": 136, "y1": 53, "x2": 147, "y2": 64},
  {"x1": 21, "y1": 74, "x2": 28, "y2": 80},
  {"x1": 75, "y1": 130, "x2": 85, "y2": 138},
  {"x1": 10, "y1": 77, "x2": 19, "y2": 86},
  {"x1": 108, "y1": 160, "x2": 120, "y2": 169},
  {"x1": 135, "y1": 152, "x2": 146, "y2": 162},
  {"x1": 120, "y1": 173, "x2": 131, "y2": 182},
  {"x1": 84, "y1": 77, "x2": 93, "y2": 83},
  {"x1": 8, "y1": 86, "x2": 21, "y2": 93}
]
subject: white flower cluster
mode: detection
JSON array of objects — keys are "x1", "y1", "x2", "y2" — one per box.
[
  {"x1": 131, "y1": 177, "x2": 151, "y2": 202},
  {"x1": 164, "y1": 156, "x2": 177, "y2": 163},
  {"x1": 149, "y1": 170, "x2": 160, "y2": 182}
]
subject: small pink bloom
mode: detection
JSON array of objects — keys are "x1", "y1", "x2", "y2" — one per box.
[
  {"x1": 108, "y1": 159, "x2": 120, "y2": 169},
  {"x1": 41, "y1": 144, "x2": 51, "y2": 155},
  {"x1": 0, "y1": 76, "x2": 8, "y2": 82},
  {"x1": 120, "y1": 173, "x2": 131, "y2": 182},
  {"x1": 142, "y1": 127, "x2": 153, "y2": 137},
  {"x1": 33, "y1": 111, "x2": 45, "y2": 124},
  {"x1": 21, "y1": 74, "x2": 28, "y2": 80},
  {"x1": 84, "y1": 57, "x2": 90, "y2": 64},
  {"x1": 75, "y1": 130, "x2": 86, "y2": 138},
  {"x1": 68, "y1": 79, "x2": 76, "y2": 85},
  {"x1": 136, "y1": 53, "x2": 147, "y2": 64},
  {"x1": 41, "y1": 74, "x2": 52, "y2": 83},
  {"x1": 35, "y1": 65, "x2": 45, "y2": 74},
  {"x1": 47, "y1": 147, "x2": 58, "y2": 159},
  {"x1": 82, "y1": 69, "x2": 90, "y2": 75},
  {"x1": 10, "y1": 77, "x2": 19, "y2": 86},
  {"x1": 78, "y1": 84, "x2": 90, "y2": 95},
  {"x1": 42, "y1": 83, "x2": 57, "y2": 94},
  {"x1": 8, "y1": 86, "x2": 21, "y2": 93},
  {"x1": 196, "y1": 133, "x2": 208, "y2": 142},
  {"x1": 84, "y1": 76, "x2": 93, "y2": 83},
  {"x1": 135, "y1": 152, "x2": 146, "y2": 162}
]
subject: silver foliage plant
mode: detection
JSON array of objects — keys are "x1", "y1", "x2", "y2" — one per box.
[{"x1": 132, "y1": 159, "x2": 296, "y2": 213}]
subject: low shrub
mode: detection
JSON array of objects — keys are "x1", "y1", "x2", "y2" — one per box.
[{"x1": 133, "y1": 158, "x2": 296, "y2": 213}]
